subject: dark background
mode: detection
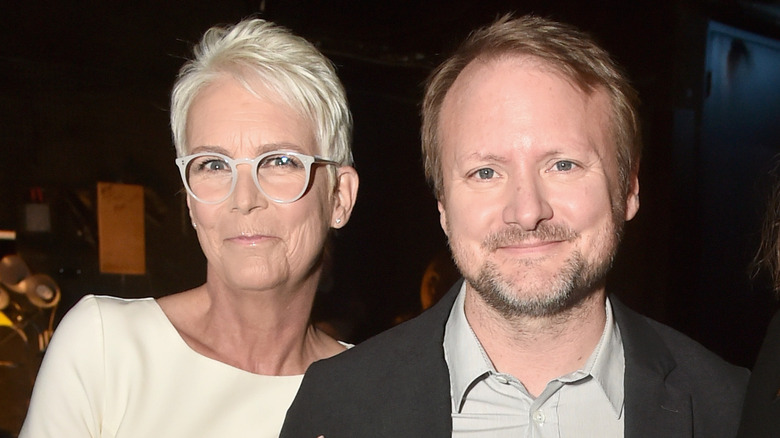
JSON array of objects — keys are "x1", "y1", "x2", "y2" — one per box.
[{"x1": 1, "y1": 2, "x2": 780, "y2": 432}]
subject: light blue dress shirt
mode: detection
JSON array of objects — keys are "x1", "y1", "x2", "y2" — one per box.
[{"x1": 443, "y1": 283, "x2": 625, "y2": 437}]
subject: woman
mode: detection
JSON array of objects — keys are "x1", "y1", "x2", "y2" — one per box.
[
  {"x1": 737, "y1": 177, "x2": 780, "y2": 437},
  {"x1": 20, "y1": 18, "x2": 358, "y2": 437}
]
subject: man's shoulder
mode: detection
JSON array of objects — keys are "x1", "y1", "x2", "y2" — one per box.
[
  {"x1": 613, "y1": 297, "x2": 748, "y2": 397},
  {"x1": 280, "y1": 289, "x2": 458, "y2": 437},
  {"x1": 644, "y1": 315, "x2": 748, "y2": 381},
  {"x1": 615, "y1": 298, "x2": 747, "y2": 375},
  {"x1": 613, "y1": 298, "x2": 748, "y2": 437},
  {"x1": 308, "y1": 296, "x2": 450, "y2": 380},
  {"x1": 309, "y1": 282, "x2": 461, "y2": 378}
]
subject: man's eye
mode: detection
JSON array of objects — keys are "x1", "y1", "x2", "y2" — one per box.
[
  {"x1": 553, "y1": 161, "x2": 576, "y2": 172},
  {"x1": 475, "y1": 168, "x2": 495, "y2": 179}
]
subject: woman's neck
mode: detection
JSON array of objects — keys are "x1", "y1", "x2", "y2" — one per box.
[{"x1": 158, "y1": 275, "x2": 344, "y2": 375}]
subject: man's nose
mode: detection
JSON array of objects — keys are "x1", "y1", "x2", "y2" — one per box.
[{"x1": 501, "y1": 173, "x2": 553, "y2": 231}]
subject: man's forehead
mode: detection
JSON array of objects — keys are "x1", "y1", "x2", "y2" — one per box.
[
  {"x1": 436, "y1": 60, "x2": 617, "y2": 177},
  {"x1": 442, "y1": 56, "x2": 594, "y2": 129},
  {"x1": 441, "y1": 56, "x2": 613, "y2": 137},
  {"x1": 451, "y1": 54, "x2": 572, "y2": 92},
  {"x1": 442, "y1": 56, "x2": 609, "y2": 121}
]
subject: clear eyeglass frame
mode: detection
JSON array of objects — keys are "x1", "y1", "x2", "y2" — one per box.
[{"x1": 175, "y1": 150, "x2": 339, "y2": 204}]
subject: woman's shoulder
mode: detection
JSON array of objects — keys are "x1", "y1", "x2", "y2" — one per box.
[
  {"x1": 56, "y1": 294, "x2": 167, "y2": 341},
  {"x1": 47, "y1": 294, "x2": 184, "y2": 375},
  {"x1": 67, "y1": 294, "x2": 159, "y2": 320},
  {"x1": 39, "y1": 295, "x2": 166, "y2": 377},
  {"x1": 74, "y1": 293, "x2": 156, "y2": 307}
]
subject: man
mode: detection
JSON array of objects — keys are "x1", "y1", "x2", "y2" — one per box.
[{"x1": 281, "y1": 15, "x2": 748, "y2": 437}]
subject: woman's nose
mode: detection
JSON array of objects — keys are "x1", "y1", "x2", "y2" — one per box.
[{"x1": 231, "y1": 165, "x2": 268, "y2": 213}]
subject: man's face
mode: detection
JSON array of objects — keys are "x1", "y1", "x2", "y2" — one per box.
[{"x1": 437, "y1": 56, "x2": 639, "y2": 318}]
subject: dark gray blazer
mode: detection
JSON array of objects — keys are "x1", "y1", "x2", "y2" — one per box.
[{"x1": 281, "y1": 280, "x2": 748, "y2": 437}]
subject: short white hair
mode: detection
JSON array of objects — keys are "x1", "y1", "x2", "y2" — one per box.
[{"x1": 170, "y1": 18, "x2": 353, "y2": 167}]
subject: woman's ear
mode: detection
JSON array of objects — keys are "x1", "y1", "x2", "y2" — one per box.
[
  {"x1": 186, "y1": 194, "x2": 198, "y2": 230},
  {"x1": 330, "y1": 166, "x2": 359, "y2": 228}
]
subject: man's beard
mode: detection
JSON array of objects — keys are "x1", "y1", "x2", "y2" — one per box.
[{"x1": 452, "y1": 219, "x2": 623, "y2": 320}]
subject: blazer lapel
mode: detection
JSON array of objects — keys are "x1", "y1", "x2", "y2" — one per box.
[
  {"x1": 612, "y1": 297, "x2": 693, "y2": 438},
  {"x1": 391, "y1": 279, "x2": 463, "y2": 436}
]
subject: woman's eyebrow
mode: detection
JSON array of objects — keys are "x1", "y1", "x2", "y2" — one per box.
[
  {"x1": 257, "y1": 142, "x2": 306, "y2": 154},
  {"x1": 189, "y1": 145, "x2": 230, "y2": 155}
]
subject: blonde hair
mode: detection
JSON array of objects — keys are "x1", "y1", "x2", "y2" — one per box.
[
  {"x1": 171, "y1": 18, "x2": 353, "y2": 167},
  {"x1": 755, "y1": 178, "x2": 780, "y2": 293}
]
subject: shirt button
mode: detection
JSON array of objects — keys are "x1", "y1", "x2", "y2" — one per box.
[
  {"x1": 532, "y1": 410, "x2": 545, "y2": 423},
  {"x1": 495, "y1": 375, "x2": 509, "y2": 384}
]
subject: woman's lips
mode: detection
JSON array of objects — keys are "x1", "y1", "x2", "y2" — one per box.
[{"x1": 226, "y1": 234, "x2": 275, "y2": 246}]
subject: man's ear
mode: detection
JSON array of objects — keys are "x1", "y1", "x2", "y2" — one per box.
[
  {"x1": 438, "y1": 200, "x2": 449, "y2": 237},
  {"x1": 330, "y1": 166, "x2": 359, "y2": 228},
  {"x1": 624, "y1": 173, "x2": 640, "y2": 221}
]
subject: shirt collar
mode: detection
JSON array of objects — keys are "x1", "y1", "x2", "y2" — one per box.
[
  {"x1": 443, "y1": 282, "x2": 490, "y2": 413},
  {"x1": 583, "y1": 297, "x2": 625, "y2": 418},
  {"x1": 443, "y1": 284, "x2": 625, "y2": 417}
]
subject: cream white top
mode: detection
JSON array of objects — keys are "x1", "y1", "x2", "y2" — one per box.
[{"x1": 20, "y1": 295, "x2": 303, "y2": 438}]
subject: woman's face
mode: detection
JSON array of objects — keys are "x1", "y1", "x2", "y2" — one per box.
[{"x1": 185, "y1": 76, "x2": 335, "y2": 293}]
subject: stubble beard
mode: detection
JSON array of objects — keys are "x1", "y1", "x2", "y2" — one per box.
[{"x1": 452, "y1": 218, "x2": 624, "y2": 320}]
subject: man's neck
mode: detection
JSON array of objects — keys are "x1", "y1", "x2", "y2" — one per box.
[{"x1": 464, "y1": 287, "x2": 608, "y2": 397}]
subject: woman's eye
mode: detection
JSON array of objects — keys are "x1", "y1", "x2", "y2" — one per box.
[
  {"x1": 273, "y1": 156, "x2": 292, "y2": 166},
  {"x1": 552, "y1": 161, "x2": 576, "y2": 172},
  {"x1": 262, "y1": 154, "x2": 303, "y2": 168},
  {"x1": 475, "y1": 168, "x2": 495, "y2": 179},
  {"x1": 201, "y1": 158, "x2": 230, "y2": 172}
]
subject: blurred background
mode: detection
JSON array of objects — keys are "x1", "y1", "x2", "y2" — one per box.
[{"x1": 1, "y1": 0, "x2": 779, "y2": 435}]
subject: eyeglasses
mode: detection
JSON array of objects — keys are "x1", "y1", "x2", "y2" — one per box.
[{"x1": 176, "y1": 151, "x2": 339, "y2": 204}]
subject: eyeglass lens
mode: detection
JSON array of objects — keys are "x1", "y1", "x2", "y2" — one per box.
[{"x1": 185, "y1": 153, "x2": 309, "y2": 203}]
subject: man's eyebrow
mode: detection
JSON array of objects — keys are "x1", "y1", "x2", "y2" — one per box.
[{"x1": 463, "y1": 152, "x2": 508, "y2": 163}]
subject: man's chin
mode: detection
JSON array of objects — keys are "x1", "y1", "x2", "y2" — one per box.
[
  {"x1": 466, "y1": 259, "x2": 599, "y2": 319},
  {"x1": 490, "y1": 266, "x2": 560, "y2": 289},
  {"x1": 474, "y1": 281, "x2": 594, "y2": 319}
]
